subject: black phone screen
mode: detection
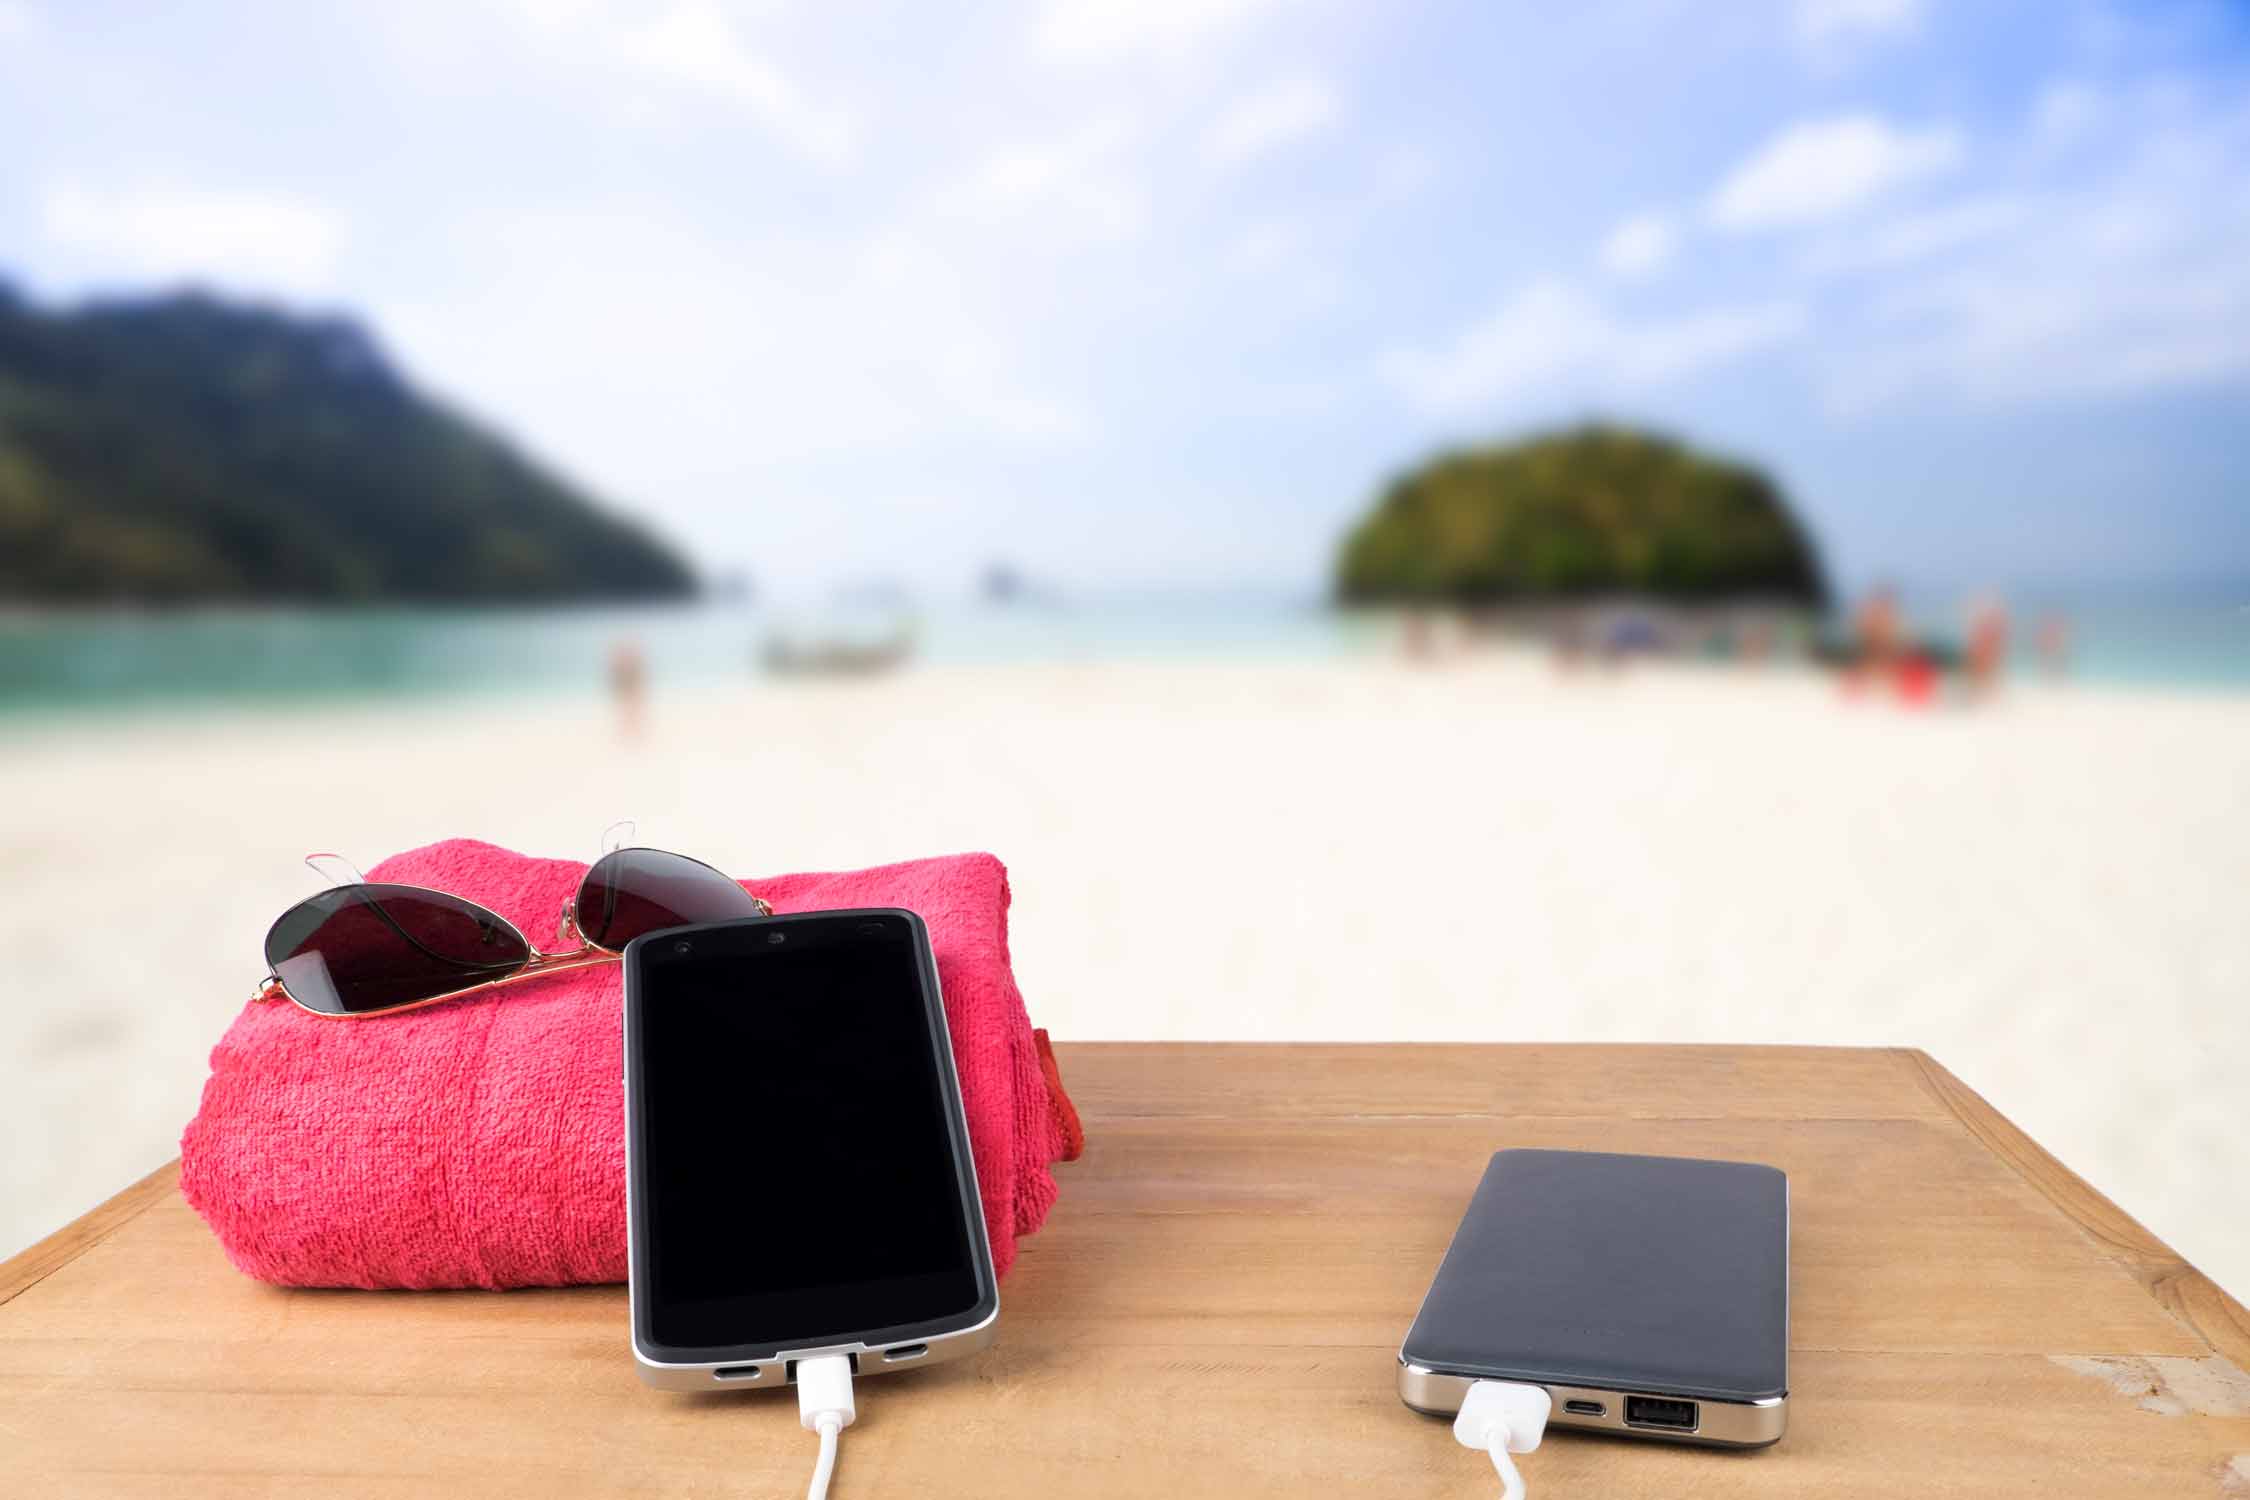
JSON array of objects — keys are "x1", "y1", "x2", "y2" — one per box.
[{"x1": 628, "y1": 913, "x2": 987, "y2": 1355}]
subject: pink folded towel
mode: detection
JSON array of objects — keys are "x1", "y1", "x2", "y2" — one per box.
[{"x1": 181, "y1": 838, "x2": 1079, "y2": 1289}]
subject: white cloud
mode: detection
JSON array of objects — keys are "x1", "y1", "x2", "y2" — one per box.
[
  {"x1": 1829, "y1": 237, "x2": 2250, "y2": 411},
  {"x1": 2033, "y1": 81, "x2": 2104, "y2": 146},
  {"x1": 1226, "y1": 221, "x2": 1296, "y2": 273},
  {"x1": 1032, "y1": 0, "x2": 1283, "y2": 61},
  {"x1": 1376, "y1": 145, "x2": 1438, "y2": 199},
  {"x1": 943, "y1": 119, "x2": 1145, "y2": 242},
  {"x1": 376, "y1": 209, "x2": 1094, "y2": 540},
  {"x1": 617, "y1": 1, "x2": 851, "y2": 164},
  {"x1": 40, "y1": 183, "x2": 343, "y2": 296},
  {"x1": 1830, "y1": 258, "x2": 2250, "y2": 411},
  {"x1": 1379, "y1": 279, "x2": 1802, "y2": 414},
  {"x1": 826, "y1": 232, "x2": 1097, "y2": 442},
  {"x1": 1801, "y1": 196, "x2": 2024, "y2": 274},
  {"x1": 467, "y1": 0, "x2": 849, "y2": 164},
  {"x1": 1792, "y1": 0, "x2": 1924, "y2": 47},
  {"x1": 1709, "y1": 113, "x2": 1963, "y2": 231},
  {"x1": 1598, "y1": 211, "x2": 1677, "y2": 278},
  {"x1": 1204, "y1": 76, "x2": 1338, "y2": 169},
  {"x1": 1816, "y1": 96, "x2": 2250, "y2": 412},
  {"x1": 1217, "y1": 220, "x2": 1338, "y2": 307},
  {"x1": 962, "y1": 119, "x2": 1125, "y2": 200},
  {"x1": 487, "y1": 0, "x2": 611, "y2": 30},
  {"x1": 1619, "y1": 301, "x2": 1807, "y2": 383}
]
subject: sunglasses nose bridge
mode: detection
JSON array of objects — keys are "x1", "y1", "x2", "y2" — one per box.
[{"x1": 556, "y1": 899, "x2": 582, "y2": 949}]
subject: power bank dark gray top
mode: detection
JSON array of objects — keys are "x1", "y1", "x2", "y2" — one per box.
[{"x1": 1402, "y1": 1149, "x2": 1788, "y2": 1403}]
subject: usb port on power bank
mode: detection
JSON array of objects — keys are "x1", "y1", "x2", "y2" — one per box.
[
  {"x1": 1624, "y1": 1396, "x2": 1698, "y2": 1431},
  {"x1": 1561, "y1": 1399, "x2": 1606, "y2": 1417}
]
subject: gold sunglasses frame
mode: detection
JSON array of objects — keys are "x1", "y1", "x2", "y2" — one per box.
[{"x1": 252, "y1": 850, "x2": 773, "y2": 1019}]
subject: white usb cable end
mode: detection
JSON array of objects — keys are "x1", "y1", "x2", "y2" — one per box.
[
  {"x1": 1453, "y1": 1381, "x2": 1553, "y2": 1500},
  {"x1": 795, "y1": 1355, "x2": 856, "y2": 1500}
]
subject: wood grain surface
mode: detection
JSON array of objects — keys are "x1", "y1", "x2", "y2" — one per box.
[{"x1": 3, "y1": 1044, "x2": 2246, "y2": 1497}]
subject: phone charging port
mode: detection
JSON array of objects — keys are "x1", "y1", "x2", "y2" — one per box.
[
  {"x1": 1562, "y1": 1399, "x2": 1606, "y2": 1417},
  {"x1": 883, "y1": 1344, "x2": 929, "y2": 1362},
  {"x1": 712, "y1": 1366, "x2": 763, "y2": 1381},
  {"x1": 1623, "y1": 1395, "x2": 1698, "y2": 1431}
]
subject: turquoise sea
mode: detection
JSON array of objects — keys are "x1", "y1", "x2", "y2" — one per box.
[{"x1": 2, "y1": 585, "x2": 2245, "y2": 718}]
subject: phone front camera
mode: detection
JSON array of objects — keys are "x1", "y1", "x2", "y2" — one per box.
[
  {"x1": 672, "y1": 939, "x2": 693, "y2": 955},
  {"x1": 766, "y1": 931, "x2": 787, "y2": 945}
]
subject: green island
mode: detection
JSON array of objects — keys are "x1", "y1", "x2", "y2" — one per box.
[
  {"x1": 0, "y1": 284, "x2": 693, "y2": 605},
  {"x1": 1336, "y1": 424, "x2": 1828, "y2": 609}
]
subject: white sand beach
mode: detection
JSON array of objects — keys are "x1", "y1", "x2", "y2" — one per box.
[{"x1": 5, "y1": 655, "x2": 2246, "y2": 1296}]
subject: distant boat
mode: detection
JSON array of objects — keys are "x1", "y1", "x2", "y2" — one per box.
[
  {"x1": 760, "y1": 610, "x2": 916, "y2": 677},
  {"x1": 981, "y1": 562, "x2": 1027, "y2": 603}
]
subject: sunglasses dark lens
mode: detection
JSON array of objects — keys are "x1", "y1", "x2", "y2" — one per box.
[
  {"x1": 575, "y1": 848, "x2": 763, "y2": 951},
  {"x1": 264, "y1": 884, "x2": 532, "y2": 1016}
]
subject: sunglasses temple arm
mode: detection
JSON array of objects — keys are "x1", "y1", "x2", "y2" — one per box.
[
  {"x1": 337, "y1": 884, "x2": 524, "y2": 980},
  {"x1": 304, "y1": 852, "x2": 371, "y2": 888},
  {"x1": 305, "y1": 855, "x2": 510, "y2": 976}
]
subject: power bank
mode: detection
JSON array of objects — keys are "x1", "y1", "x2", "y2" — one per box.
[{"x1": 1397, "y1": 1149, "x2": 1789, "y2": 1448}]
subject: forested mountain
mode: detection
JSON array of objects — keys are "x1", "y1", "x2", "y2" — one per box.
[
  {"x1": 0, "y1": 283, "x2": 694, "y2": 604},
  {"x1": 1338, "y1": 424, "x2": 1827, "y2": 607}
]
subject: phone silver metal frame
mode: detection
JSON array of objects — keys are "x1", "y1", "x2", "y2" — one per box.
[
  {"x1": 1397, "y1": 1360, "x2": 1788, "y2": 1448},
  {"x1": 632, "y1": 1306, "x2": 1000, "y2": 1393},
  {"x1": 623, "y1": 910, "x2": 999, "y2": 1392}
]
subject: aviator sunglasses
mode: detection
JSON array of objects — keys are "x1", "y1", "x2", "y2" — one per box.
[{"x1": 252, "y1": 845, "x2": 772, "y2": 1018}]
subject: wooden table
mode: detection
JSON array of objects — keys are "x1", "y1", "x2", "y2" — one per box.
[{"x1": 6, "y1": 1045, "x2": 2248, "y2": 1497}]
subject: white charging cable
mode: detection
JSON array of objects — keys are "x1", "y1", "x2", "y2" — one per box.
[
  {"x1": 794, "y1": 1355, "x2": 857, "y2": 1500},
  {"x1": 1453, "y1": 1381, "x2": 1553, "y2": 1500}
]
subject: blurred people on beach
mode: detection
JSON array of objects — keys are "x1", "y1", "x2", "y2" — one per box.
[
  {"x1": 608, "y1": 638, "x2": 647, "y2": 740},
  {"x1": 1552, "y1": 610, "x2": 1590, "y2": 672},
  {"x1": 1401, "y1": 609, "x2": 1438, "y2": 663},
  {"x1": 1843, "y1": 585, "x2": 1941, "y2": 706},
  {"x1": 1854, "y1": 586, "x2": 1905, "y2": 675},
  {"x1": 1966, "y1": 594, "x2": 2011, "y2": 699},
  {"x1": 2036, "y1": 613, "x2": 2074, "y2": 679}
]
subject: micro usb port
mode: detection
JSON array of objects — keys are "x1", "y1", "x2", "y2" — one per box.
[
  {"x1": 1623, "y1": 1395, "x2": 1698, "y2": 1431},
  {"x1": 1562, "y1": 1399, "x2": 1606, "y2": 1417}
]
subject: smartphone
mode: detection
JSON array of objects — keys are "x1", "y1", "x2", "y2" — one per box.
[
  {"x1": 623, "y1": 909, "x2": 998, "y2": 1390},
  {"x1": 1398, "y1": 1149, "x2": 1788, "y2": 1448}
]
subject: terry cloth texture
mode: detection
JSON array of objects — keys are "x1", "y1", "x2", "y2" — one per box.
[{"x1": 181, "y1": 838, "x2": 1080, "y2": 1289}]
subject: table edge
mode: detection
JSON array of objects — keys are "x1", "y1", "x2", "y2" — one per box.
[
  {"x1": 1896, "y1": 1047, "x2": 2250, "y2": 1371},
  {"x1": 6, "y1": 1047, "x2": 2242, "y2": 1377},
  {"x1": 0, "y1": 1159, "x2": 181, "y2": 1308}
]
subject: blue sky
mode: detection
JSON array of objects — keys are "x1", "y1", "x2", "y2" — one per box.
[{"x1": 3, "y1": 0, "x2": 2247, "y2": 597}]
